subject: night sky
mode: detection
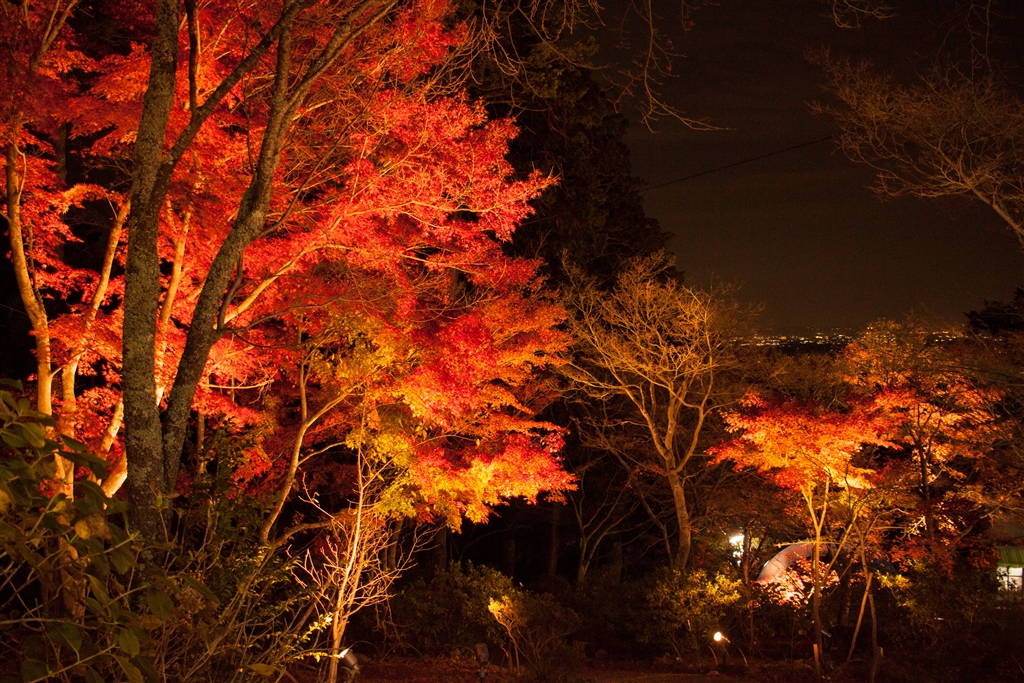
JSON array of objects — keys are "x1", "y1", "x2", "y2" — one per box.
[{"x1": 623, "y1": 0, "x2": 1024, "y2": 334}]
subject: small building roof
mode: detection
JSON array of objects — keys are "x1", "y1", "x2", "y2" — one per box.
[{"x1": 997, "y1": 546, "x2": 1024, "y2": 567}]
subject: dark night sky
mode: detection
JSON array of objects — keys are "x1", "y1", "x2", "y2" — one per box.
[{"x1": 622, "y1": 0, "x2": 1024, "y2": 334}]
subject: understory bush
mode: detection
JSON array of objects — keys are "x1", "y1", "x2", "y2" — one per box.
[
  {"x1": 1, "y1": 384, "x2": 149, "y2": 683},
  {"x1": 642, "y1": 567, "x2": 744, "y2": 658},
  {"x1": 388, "y1": 561, "x2": 514, "y2": 655},
  {"x1": 747, "y1": 562, "x2": 819, "y2": 660},
  {"x1": 0, "y1": 385, "x2": 330, "y2": 683},
  {"x1": 555, "y1": 566, "x2": 656, "y2": 659},
  {"x1": 876, "y1": 560, "x2": 1024, "y2": 683},
  {"x1": 388, "y1": 562, "x2": 584, "y2": 680},
  {"x1": 488, "y1": 587, "x2": 584, "y2": 682}
]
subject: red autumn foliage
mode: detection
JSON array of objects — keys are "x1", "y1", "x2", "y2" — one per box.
[
  {"x1": 2, "y1": 0, "x2": 572, "y2": 519},
  {"x1": 712, "y1": 391, "x2": 901, "y2": 494}
]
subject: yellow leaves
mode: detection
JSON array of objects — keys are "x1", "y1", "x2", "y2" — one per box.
[
  {"x1": 488, "y1": 595, "x2": 513, "y2": 621},
  {"x1": 73, "y1": 513, "x2": 111, "y2": 541},
  {"x1": 248, "y1": 663, "x2": 281, "y2": 677}
]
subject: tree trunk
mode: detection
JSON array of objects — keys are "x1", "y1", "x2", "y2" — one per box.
[
  {"x1": 868, "y1": 588, "x2": 879, "y2": 683},
  {"x1": 807, "y1": 487, "x2": 827, "y2": 679},
  {"x1": 122, "y1": 0, "x2": 182, "y2": 540},
  {"x1": 432, "y1": 524, "x2": 448, "y2": 573},
  {"x1": 811, "y1": 538, "x2": 823, "y2": 678},
  {"x1": 5, "y1": 136, "x2": 76, "y2": 493},
  {"x1": 846, "y1": 572, "x2": 872, "y2": 663},
  {"x1": 547, "y1": 502, "x2": 560, "y2": 577},
  {"x1": 742, "y1": 531, "x2": 756, "y2": 649},
  {"x1": 667, "y1": 470, "x2": 691, "y2": 570},
  {"x1": 159, "y1": 16, "x2": 301, "y2": 486},
  {"x1": 576, "y1": 554, "x2": 589, "y2": 584},
  {"x1": 838, "y1": 568, "x2": 852, "y2": 627},
  {"x1": 5, "y1": 138, "x2": 51, "y2": 414},
  {"x1": 384, "y1": 518, "x2": 402, "y2": 570},
  {"x1": 121, "y1": 0, "x2": 398, "y2": 539},
  {"x1": 609, "y1": 537, "x2": 623, "y2": 584}
]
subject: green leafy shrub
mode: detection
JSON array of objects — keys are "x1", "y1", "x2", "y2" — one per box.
[
  {"x1": 489, "y1": 588, "x2": 583, "y2": 682},
  {"x1": 388, "y1": 562, "x2": 514, "y2": 654},
  {"x1": 643, "y1": 567, "x2": 743, "y2": 657},
  {"x1": 0, "y1": 382, "x2": 155, "y2": 683},
  {"x1": 0, "y1": 386, "x2": 317, "y2": 683},
  {"x1": 560, "y1": 567, "x2": 652, "y2": 658}
]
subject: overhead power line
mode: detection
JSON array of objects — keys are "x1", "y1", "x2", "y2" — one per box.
[{"x1": 639, "y1": 134, "x2": 836, "y2": 193}]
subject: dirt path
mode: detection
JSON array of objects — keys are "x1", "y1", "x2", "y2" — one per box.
[
  {"x1": 351, "y1": 659, "x2": 751, "y2": 683},
  {"x1": 584, "y1": 671, "x2": 746, "y2": 683}
]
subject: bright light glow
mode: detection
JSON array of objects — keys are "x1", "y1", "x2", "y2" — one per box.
[
  {"x1": 729, "y1": 534, "x2": 744, "y2": 546},
  {"x1": 713, "y1": 632, "x2": 723, "y2": 642}
]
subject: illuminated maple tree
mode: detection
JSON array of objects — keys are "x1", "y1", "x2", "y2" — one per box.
[
  {"x1": 841, "y1": 320, "x2": 1006, "y2": 539},
  {"x1": 712, "y1": 391, "x2": 899, "y2": 676},
  {"x1": 1, "y1": 0, "x2": 573, "y2": 541}
]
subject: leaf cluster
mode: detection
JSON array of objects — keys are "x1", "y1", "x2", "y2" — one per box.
[
  {"x1": 0, "y1": 382, "x2": 182, "y2": 683},
  {"x1": 0, "y1": 383, "x2": 336, "y2": 683}
]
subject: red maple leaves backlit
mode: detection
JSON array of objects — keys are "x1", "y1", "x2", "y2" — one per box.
[
  {"x1": 713, "y1": 391, "x2": 900, "y2": 493},
  {"x1": 1, "y1": 0, "x2": 572, "y2": 519}
]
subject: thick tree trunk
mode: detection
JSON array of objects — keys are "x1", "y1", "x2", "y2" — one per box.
[
  {"x1": 159, "y1": 0, "x2": 400, "y2": 489},
  {"x1": 122, "y1": 0, "x2": 182, "y2": 540},
  {"x1": 159, "y1": 13, "x2": 304, "y2": 485},
  {"x1": 121, "y1": 0, "x2": 396, "y2": 539},
  {"x1": 667, "y1": 470, "x2": 691, "y2": 570},
  {"x1": 576, "y1": 553, "x2": 589, "y2": 584},
  {"x1": 162, "y1": 186, "x2": 278, "y2": 484}
]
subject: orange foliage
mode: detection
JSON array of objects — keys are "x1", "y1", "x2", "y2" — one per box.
[
  {"x1": 1, "y1": 0, "x2": 572, "y2": 518},
  {"x1": 712, "y1": 391, "x2": 901, "y2": 493}
]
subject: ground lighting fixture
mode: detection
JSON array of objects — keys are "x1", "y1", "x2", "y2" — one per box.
[
  {"x1": 475, "y1": 643, "x2": 489, "y2": 680},
  {"x1": 339, "y1": 647, "x2": 360, "y2": 681}
]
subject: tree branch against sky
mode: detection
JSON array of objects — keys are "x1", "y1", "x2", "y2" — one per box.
[
  {"x1": 813, "y1": 0, "x2": 1024, "y2": 246},
  {"x1": 827, "y1": 0, "x2": 895, "y2": 29}
]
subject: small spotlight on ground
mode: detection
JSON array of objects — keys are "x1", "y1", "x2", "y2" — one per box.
[
  {"x1": 475, "y1": 643, "x2": 489, "y2": 680},
  {"x1": 338, "y1": 648, "x2": 359, "y2": 682}
]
